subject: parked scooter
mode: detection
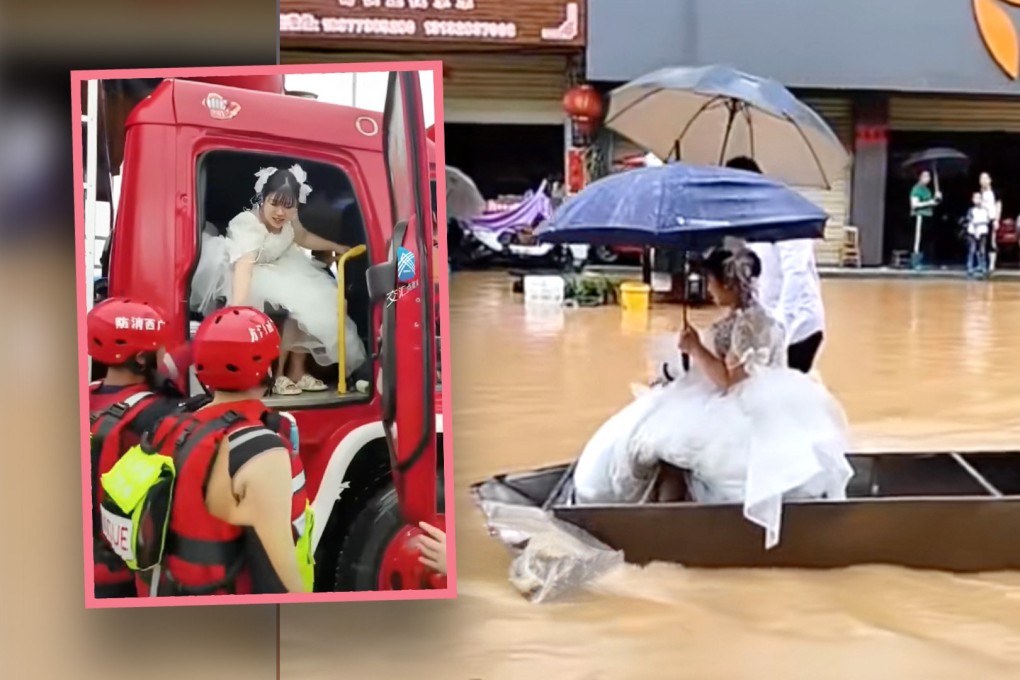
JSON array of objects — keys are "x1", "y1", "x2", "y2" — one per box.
[{"x1": 455, "y1": 181, "x2": 589, "y2": 271}]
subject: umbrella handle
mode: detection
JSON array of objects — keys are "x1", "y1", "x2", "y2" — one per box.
[{"x1": 680, "y1": 304, "x2": 690, "y2": 373}]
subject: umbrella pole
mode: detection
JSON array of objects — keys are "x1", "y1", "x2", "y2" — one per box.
[{"x1": 717, "y1": 101, "x2": 738, "y2": 165}]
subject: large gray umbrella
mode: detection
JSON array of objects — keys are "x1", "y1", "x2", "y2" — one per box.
[
  {"x1": 605, "y1": 65, "x2": 850, "y2": 189},
  {"x1": 445, "y1": 165, "x2": 486, "y2": 220}
]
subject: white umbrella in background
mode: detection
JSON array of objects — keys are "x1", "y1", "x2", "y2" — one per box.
[{"x1": 605, "y1": 65, "x2": 849, "y2": 189}]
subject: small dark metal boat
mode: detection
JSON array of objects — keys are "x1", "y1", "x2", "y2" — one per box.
[{"x1": 472, "y1": 451, "x2": 1020, "y2": 572}]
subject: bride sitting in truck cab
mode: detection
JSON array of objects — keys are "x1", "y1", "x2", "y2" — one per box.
[
  {"x1": 190, "y1": 163, "x2": 367, "y2": 396},
  {"x1": 571, "y1": 244, "x2": 853, "y2": 548}
]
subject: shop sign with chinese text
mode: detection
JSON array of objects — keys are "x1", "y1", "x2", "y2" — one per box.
[{"x1": 280, "y1": 0, "x2": 586, "y2": 48}]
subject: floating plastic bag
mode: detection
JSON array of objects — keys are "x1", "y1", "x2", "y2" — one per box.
[{"x1": 478, "y1": 500, "x2": 625, "y2": 604}]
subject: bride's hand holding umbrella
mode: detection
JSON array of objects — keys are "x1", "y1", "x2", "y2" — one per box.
[{"x1": 678, "y1": 324, "x2": 702, "y2": 354}]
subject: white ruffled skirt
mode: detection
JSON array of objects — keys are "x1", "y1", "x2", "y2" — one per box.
[
  {"x1": 574, "y1": 361, "x2": 852, "y2": 548},
  {"x1": 190, "y1": 232, "x2": 367, "y2": 376}
]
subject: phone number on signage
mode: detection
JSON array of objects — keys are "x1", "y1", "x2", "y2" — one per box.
[
  {"x1": 280, "y1": 14, "x2": 417, "y2": 36},
  {"x1": 422, "y1": 20, "x2": 517, "y2": 39},
  {"x1": 280, "y1": 13, "x2": 518, "y2": 39}
]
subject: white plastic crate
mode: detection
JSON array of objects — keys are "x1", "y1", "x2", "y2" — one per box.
[
  {"x1": 523, "y1": 275, "x2": 565, "y2": 305},
  {"x1": 650, "y1": 271, "x2": 672, "y2": 293}
]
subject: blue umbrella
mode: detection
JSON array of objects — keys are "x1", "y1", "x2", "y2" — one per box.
[
  {"x1": 536, "y1": 162, "x2": 828, "y2": 251},
  {"x1": 605, "y1": 65, "x2": 849, "y2": 189}
]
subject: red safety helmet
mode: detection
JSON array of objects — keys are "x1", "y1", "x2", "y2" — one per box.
[
  {"x1": 87, "y1": 298, "x2": 169, "y2": 366},
  {"x1": 193, "y1": 307, "x2": 280, "y2": 392}
]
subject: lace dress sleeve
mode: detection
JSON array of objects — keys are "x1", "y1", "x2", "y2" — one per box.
[
  {"x1": 725, "y1": 307, "x2": 784, "y2": 372},
  {"x1": 225, "y1": 211, "x2": 267, "y2": 264}
]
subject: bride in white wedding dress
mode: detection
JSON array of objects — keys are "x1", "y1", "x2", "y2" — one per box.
[
  {"x1": 190, "y1": 164, "x2": 367, "y2": 395},
  {"x1": 476, "y1": 244, "x2": 852, "y2": 602},
  {"x1": 573, "y1": 244, "x2": 852, "y2": 547}
]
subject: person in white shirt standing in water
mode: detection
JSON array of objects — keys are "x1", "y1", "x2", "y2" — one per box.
[
  {"x1": 725, "y1": 157, "x2": 826, "y2": 373},
  {"x1": 978, "y1": 172, "x2": 1002, "y2": 275}
]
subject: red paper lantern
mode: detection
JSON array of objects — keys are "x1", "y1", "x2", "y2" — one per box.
[{"x1": 563, "y1": 84, "x2": 604, "y2": 134}]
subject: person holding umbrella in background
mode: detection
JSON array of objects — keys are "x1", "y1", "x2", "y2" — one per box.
[
  {"x1": 909, "y1": 169, "x2": 941, "y2": 269},
  {"x1": 902, "y1": 149, "x2": 970, "y2": 270}
]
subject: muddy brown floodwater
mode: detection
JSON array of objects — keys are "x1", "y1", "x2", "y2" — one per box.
[{"x1": 281, "y1": 272, "x2": 1020, "y2": 680}]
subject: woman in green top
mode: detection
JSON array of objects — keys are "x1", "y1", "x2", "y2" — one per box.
[{"x1": 909, "y1": 170, "x2": 942, "y2": 269}]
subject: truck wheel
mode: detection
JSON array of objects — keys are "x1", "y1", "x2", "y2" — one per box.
[{"x1": 333, "y1": 479, "x2": 446, "y2": 592}]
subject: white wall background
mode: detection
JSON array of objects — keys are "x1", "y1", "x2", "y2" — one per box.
[{"x1": 285, "y1": 70, "x2": 435, "y2": 126}]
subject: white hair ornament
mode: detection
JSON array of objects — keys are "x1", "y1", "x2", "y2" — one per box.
[
  {"x1": 252, "y1": 164, "x2": 314, "y2": 204},
  {"x1": 253, "y1": 167, "x2": 278, "y2": 195},
  {"x1": 289, "y1": 163, "x2": 313, "y2": 204}
]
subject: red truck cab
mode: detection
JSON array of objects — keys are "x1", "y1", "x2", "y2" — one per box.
[{"x1": 105, "y1": 73, "x2": 445, "y2": 592}]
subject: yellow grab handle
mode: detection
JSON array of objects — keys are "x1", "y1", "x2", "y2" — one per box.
[{"x1": 337, "y1": 245, "x2": 368, "y2": 394}]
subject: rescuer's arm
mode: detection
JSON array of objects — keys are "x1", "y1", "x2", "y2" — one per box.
[
  {"x1": 417, "y1": 521, "x2": 448, "y2": 575},
  {"x1": 231, "y1": 253, "x2": 256, "y2": 307},
  {"x1": 227, "y1": 442, "x2": 309, "y2": 593}
]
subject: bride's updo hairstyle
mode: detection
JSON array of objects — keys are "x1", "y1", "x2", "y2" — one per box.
[
  {"x1": 702, "y1": 244, "x2": 762, "y2": 307},
  {"x1": 259, "y1": 169, "x2": 300, "y2": 209}
]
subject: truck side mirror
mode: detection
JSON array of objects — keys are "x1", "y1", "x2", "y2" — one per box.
[{"x1": 366, "y1": 262, "x2": 397, "y2": 304}]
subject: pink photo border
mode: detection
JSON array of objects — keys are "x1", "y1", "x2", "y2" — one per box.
[{"x1": 71, "y1": 61, "x2": 456, "y2": 609}]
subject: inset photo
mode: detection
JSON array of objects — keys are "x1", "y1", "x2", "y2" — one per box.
[{"x1": 72, "y1": 62, "x2": 454, "y2": 608}]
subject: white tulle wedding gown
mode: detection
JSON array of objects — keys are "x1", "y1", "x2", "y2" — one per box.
[
  {"x1": 475, "y1": 302, "x2": 852, "y2": 603},
  {"x1": 190, "y1": 210, "x2": 367, "y2": 377},
  {"x1": 572, "y1": 302, "x2": 852, "y2": 548}
]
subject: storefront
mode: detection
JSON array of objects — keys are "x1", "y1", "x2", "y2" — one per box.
[
  {"x1": 280, "y1": 1, "x2": 588, "y2": 200},
  {"x1": 586, "y1": 0, "x2": 1020, "y2": 267}
]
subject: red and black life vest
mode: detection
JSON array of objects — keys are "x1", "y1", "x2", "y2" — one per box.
[
  {"x1": 88, "y1": 382, "x2": 161, "y2": 592},
  {"x1": 141, "y1": 400, "x2": 308, "y2": 597}
]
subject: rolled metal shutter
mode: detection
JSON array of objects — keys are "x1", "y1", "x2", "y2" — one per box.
[
  {"x1": 794, "y1": 96, "x2": 852, "y2": 223},
  {"x1": 282, "y1": 49, "x2": 568, "y2": 124},
  {"x1": 889, "y1": 95, "x2": 1020, "y2": 132},
  {"x1": 795, "y1": 96, "x2": 853, "y2": 266}
]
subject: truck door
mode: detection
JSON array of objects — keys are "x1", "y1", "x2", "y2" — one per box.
[{"x1": 367, "y1": 71, "x2": 438, "y2": 527}]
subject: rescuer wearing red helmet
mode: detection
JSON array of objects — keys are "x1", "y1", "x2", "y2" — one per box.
[
  {"x1": 87, "y1": 297, "x2": 192, "y2": 598},
  {"x1": 128, "y1": 306, "x2": 313, "y2": 596}
]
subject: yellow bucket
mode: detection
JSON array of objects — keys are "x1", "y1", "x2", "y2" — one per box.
[{"x1": 619, "y1": 281, "x2": 651, "y2": 312}]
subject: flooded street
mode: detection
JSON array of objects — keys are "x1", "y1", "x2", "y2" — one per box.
[{"x1": 282, "y1": 272, "x2": 1020, "y2": 679}]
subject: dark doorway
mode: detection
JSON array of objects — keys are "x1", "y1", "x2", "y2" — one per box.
[
  {"x1": 445, "y1": 123, "x2": 563, "y2": 199},
  {"x1": 885, "y1": 131, "x2": 1020, "y2": 267}
]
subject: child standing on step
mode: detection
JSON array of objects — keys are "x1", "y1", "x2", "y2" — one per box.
[{"x1": 965, "y1": 191, "x2": 991, "y2": 278}]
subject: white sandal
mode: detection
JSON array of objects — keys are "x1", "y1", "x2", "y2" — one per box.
[
  {"x1": 273, "y1": 376, "x2": 302, "y2": 396},
  {"x1": 295, "y1": 375, "x2": 328, "y2": 392}
]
